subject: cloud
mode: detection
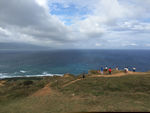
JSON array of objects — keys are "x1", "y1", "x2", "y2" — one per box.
[
  {"x1": 95, "y1": 43, "x2": 102, "y2": 47},
  {"x1": 0, "y1": 0, "x2": 150, "y2": 49},
  {"x1": 0, "y1": 0, "x2": 74, "y2": 48},
  {"x1": 145, "y1": 44, "x2": 150, "y2": 47}
]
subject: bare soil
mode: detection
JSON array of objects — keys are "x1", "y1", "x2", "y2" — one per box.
[{"x1": 32, "y1": 83, "x2": 51, "y2": 96}]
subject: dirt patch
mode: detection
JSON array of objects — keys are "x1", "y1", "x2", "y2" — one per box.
[
  {"x1": 0, "y1": 80, "x2": 6, "y2": 87},
  {"x1": 32, "y1": 83, "x2": 51, "y2": 97},
  {"x1": 63, "y1": 73, "x2": 74, "y2": 78}
]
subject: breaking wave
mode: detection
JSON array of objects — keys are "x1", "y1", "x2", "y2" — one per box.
[{"x1": 0, "y1": 72, "x2": 63, "y2": 79}]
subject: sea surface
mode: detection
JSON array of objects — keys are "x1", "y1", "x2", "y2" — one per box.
[{"x1": 0, "y1": 49, "x2": 150, "y2": 78}]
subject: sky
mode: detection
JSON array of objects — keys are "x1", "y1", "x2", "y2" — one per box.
[{"x1": 0, "y1": 0, "x2": 150, "y2": 49}]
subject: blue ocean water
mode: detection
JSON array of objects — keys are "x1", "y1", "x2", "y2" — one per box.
[{"x1": 0, "y1": 49, "x2": 150, "y2": 78}]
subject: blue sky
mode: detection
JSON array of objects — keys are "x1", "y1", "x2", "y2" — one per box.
[
  {"x1": 0, "y1": 0, "x2": 150, "y2": 49},
  {"x1": 50, "y1": 3, "x2": 89, "y2": 16},
  {"x1": 49, "y1": 2, "x2": 90, "y2": 25}
]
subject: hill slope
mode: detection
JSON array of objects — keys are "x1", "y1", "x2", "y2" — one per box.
[{"x1": 0, "y1": 72, "x2": 150, "y2": 112}]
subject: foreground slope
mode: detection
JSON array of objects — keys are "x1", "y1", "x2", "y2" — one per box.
[{"x1": 0, "y1": 71, "x2": 150, "y2": 112}]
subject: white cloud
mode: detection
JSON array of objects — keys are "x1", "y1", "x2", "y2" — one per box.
[
  {"x1": 0, "y1": 0, "x2": 150, "y2": 49},
  {"x1": 95, "y1": 43, "x2": 102, "y2": 47},
  {"x1": 145, "y1": 44, "x2": 150, "y2": 47},
  {"x1": 0, "y1": 0, "x2": 75, "y2": 48},
  {"x1": 0, "y1": 27, "x2": 11, "y2": 36}
]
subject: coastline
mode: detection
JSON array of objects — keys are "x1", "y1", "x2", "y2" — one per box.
[
  {"x1": 0, "y1": 69, "x2": 149, "y2": 80},
  {"x1": 0, "y1": 69, "x2": 150, "y2": 112}
]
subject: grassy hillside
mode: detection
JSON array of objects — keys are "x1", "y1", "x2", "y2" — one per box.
[{"x1": 0, "y1": 72, "x2": 150, "y2": 112}]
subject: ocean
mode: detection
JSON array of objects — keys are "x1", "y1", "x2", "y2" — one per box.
[{"x1": 0, "y1": 49, "x2": 150, "y2": 79}]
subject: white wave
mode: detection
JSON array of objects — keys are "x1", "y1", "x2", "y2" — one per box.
[
  {"x1": 0, "y1": 75, "x2": 23, "y2": 79},
  {"x1": 0, "y1": 72, "x2": 22, "y2": 79},
  {"x1": 42, "y1": 72, "x2": 48, "y2": 75},
  {"x1": 0, "y1": 73, "x2": 63, "y2": 79},
  {"x1": 20, "y1": 70, "x2": 27, "y2": 73},
  {"x1": 0, "y1": 73, "x2": 8, "y2": 76},
  {"x1": 42, "y1": 72, "x2": 63, "y2": 76}
]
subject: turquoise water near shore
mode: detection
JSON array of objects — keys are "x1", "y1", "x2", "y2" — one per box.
[{"x1": 0, "y1": 49, "x2": 150, "y2": 78}]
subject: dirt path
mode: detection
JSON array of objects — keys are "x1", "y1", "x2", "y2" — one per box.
[
  {"x1": 62, "y1": 72, "x2": 146, "y2": 88},
  {"x1": 32, "y1": 83, "x2": 52, "y2": 97},
  {"x1": 91, "y1": 71, "x2": 146, "y2": 78},
  {"x1": 62, "y1": 79, "x2": 82, "y2": 88},
  {"x1": 62, "y1": 73, "x2": 127, "y2": 88}
]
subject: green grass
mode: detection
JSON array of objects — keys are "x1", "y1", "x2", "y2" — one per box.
[
  {"x1": 56, "y1": 74, "x2": 150, "y2": 95},
  {"x1": 1, "y1": 73, "x2": 150, "y2": 112},
  {"x1": 0, "y1": 77, "x2": 49, "y2": 104}
]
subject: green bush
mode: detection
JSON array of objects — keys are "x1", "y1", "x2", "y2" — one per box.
[{"x1": 23, "y1": 80, "x2": 33, "y2": 86}]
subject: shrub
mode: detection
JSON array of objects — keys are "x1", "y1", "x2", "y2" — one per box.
[{"x1": 23, "y1": 80, "x2": 33, "y2": 86}]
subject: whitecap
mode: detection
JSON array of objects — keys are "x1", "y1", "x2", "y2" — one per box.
[
  {"x1": 42, "y1": 72, "x2": 63, "y2": 76},
  {"x1": 20, "y1": 70, "x2": 27, "y2": 73},
  {"x1": 0, "y1": 73, "x2": 63, "y2": 79}
]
